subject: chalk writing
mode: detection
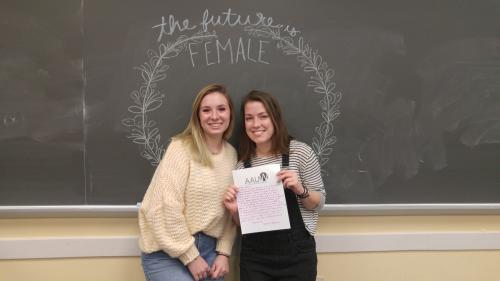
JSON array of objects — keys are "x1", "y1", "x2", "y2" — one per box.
[
  {"x1": 152, "y1": 15, "x2": 197, "y2": 41},
  {"x1": 153, "y1": 8, "x2": 300, "y2": 42},
  {"x1": 188, "y1": 37, "x2": 269, "y2": 67},
  {"x1": 126, "y1": 9, "x2": 341, "y2": 172}
]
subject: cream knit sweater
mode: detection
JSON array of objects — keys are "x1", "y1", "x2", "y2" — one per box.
[{"x1": 138, "y1": 138, "x2": 237, "y2": 265}]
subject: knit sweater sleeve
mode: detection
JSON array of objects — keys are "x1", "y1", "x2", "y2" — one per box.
[
  {"x1": 140, "y1": 139, "x2": 199, "y2": 265},
  {"x1": 215, "y1": 143, "x2": 237, "y2": 256},
  {"x1": 215, "y1": 205, "x2": 237, "y2": 256}
]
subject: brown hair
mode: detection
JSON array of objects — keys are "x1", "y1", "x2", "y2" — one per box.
[
  {"x1": 238, "y1": 90, "x2": 291, "y2": 162},
  {"x1": 175, "y1": 84, "x2": 234, "y2": 166}
]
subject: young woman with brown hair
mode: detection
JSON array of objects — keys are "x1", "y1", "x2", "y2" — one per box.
[{"x1": 224, "y1": 90, "x2": 326, "y2": 281}]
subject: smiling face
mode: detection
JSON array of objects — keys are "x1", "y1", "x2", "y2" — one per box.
[
  {"x1": 198, "y1": 92, "x2": 231, "y2": 140},
  {"x1": 244, "y1": 100, "x2": 275, "y2": 151}
]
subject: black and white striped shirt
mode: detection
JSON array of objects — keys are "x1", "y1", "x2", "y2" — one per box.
[{"x1": 236, "y1": 140, "x2": 326, "y2": 235}]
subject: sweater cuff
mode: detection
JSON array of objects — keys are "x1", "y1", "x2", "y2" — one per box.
[
  {"x1": 215, "y1": 239, "x2": 233, "y2": 257},
  {"x1": 178, "y1": 244, "x2": 200, "y2": 265}
]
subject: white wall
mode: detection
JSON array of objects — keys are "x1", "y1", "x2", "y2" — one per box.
[{"x1": 2, "y1": 211, "x2": 500, "y2": 281}]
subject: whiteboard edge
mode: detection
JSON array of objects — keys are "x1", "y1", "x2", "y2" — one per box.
[{"x1": 2, "y1": 203, "x2": 500, "y2": 217}]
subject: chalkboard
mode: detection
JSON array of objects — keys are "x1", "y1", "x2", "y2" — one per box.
[{"x1": 1, "y1": 0, "x2": 499, "y2": 205}]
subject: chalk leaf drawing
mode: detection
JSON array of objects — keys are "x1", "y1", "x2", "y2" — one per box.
[
  {"x1": 122, "y1": 30, "x2": 217, "y2": 165},
  {"x1": 245, "y1": 24, "x2": 341, "y2": 172},
  {"x1": 124, "y1": 20, "x2": 341, "y2": 175}
]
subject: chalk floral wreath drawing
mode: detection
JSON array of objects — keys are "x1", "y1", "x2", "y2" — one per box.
[
  {"x1": 121, "y1": 30, "x2": 216, "y2": 165},
  {"x1": 122, "y1": 22, "x2": 341, "y2": 173}
]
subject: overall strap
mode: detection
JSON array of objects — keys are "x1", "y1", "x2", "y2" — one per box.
[
  {"x1": 282, "y1": 154, "x2": 289, "y2": 168},
  {"x1": 282, "y1": 151, "x2": 310, "y2": 237}
]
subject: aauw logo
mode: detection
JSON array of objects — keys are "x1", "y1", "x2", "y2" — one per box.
[{"x1": 245, "y1": 172, "x2": 269, "y2": 185}]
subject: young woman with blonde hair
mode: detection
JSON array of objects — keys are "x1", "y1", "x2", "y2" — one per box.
[{"x1": 139, "y1": 84, "x2": 237, "y2": 281}]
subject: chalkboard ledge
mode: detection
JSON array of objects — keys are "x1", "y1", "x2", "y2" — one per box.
[
  {"x1": 2, "y1": 204, "x2": 500, "y2": 218},
  {"x1": 321, "y1": 204, "x2": 500, "y2": 216},
  {"x1": 0, "y1": 205, "x2": 139, "y2": 218}
]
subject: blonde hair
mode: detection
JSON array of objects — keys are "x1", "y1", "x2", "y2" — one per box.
[{"x1": 175, "y1": 84, "x2": 234, "y2": 167}]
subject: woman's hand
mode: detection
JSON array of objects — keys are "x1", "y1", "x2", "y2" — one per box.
[
  {"x1": 278, "y1": 169, "x2": 321, "y2": 209},
  {"x1": 210, "y1": 254, "x2": 229, "y2": 279},
  {"x1": 277, "y1": 170, "x2": 305, "y2": 195},
  {"x1": 223, "y1": 184, "x2": 240, "y2": 225},
  {"x1": 223, "y1": 185, "x2": 239, "y2": 215},
  {"x1": 187, "y1": 256, "x2": 210, "y2": 281}
]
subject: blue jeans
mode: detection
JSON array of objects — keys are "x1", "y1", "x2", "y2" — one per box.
[{"x1": 141, "y1": 233, "x2": 223, "y2": 281}]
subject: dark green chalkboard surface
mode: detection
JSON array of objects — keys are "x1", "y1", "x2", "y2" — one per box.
[{"x1": 1, "y1": 0, "x2": 499, "y2": 205}]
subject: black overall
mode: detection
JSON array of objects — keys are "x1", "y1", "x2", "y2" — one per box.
[{"x1": 239, "y1": 154, "x2": 317, "y2": 281}]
